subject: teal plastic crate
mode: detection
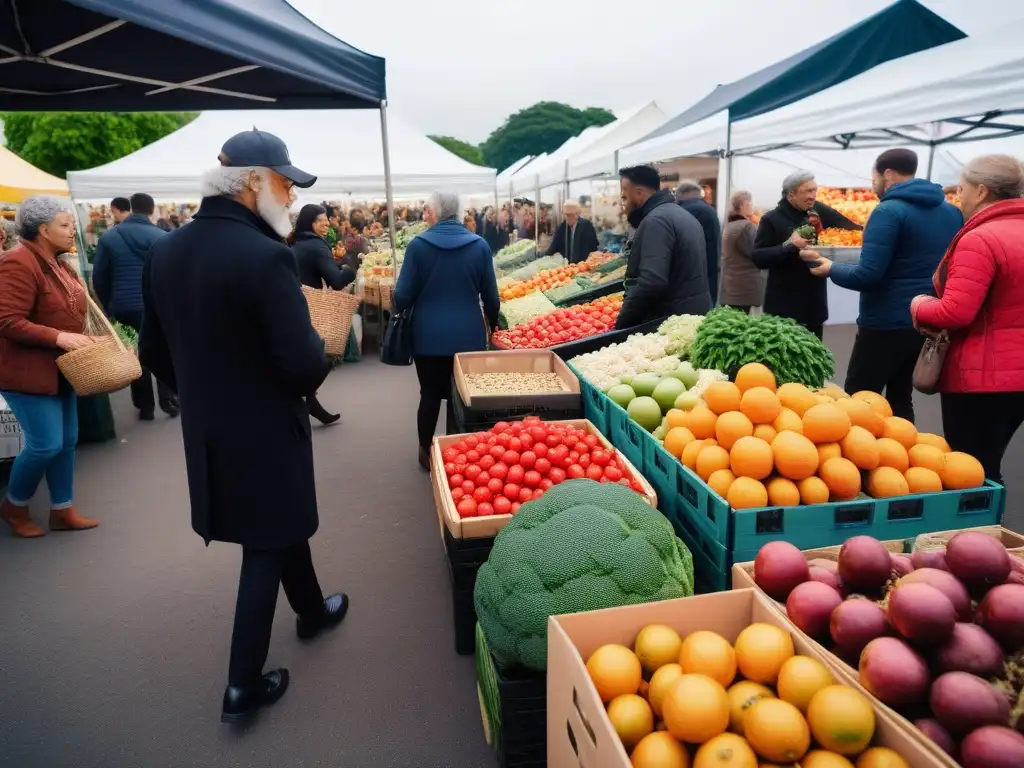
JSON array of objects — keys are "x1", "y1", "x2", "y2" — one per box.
[
  {"x1": 567, "y1": 363, "x2": 611, "y2": 436},
  {"x1": 670, "y1": 499, "x2": 730, "y2": 594},
  {"x1": 608, "y1": 399, "x2": 646, "y2": 470},
  {"x1": 643, "y1": 436, "x2": 680, "y2": 527}
]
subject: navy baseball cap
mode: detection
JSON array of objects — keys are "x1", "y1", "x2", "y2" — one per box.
[{"x1": 218, "y1": 129, "x2": 317, "y2": 188}]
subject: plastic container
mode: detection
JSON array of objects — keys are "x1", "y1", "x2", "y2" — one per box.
[
  {"x1": 566, "y1": 362, "x2": 611, "y2": 435},
  {"x1": 444, "y1": 526, "x2": 495, "y2": 655},
  {"x1": 607, "y1": 400, "x2": 646, "y2": 471}
]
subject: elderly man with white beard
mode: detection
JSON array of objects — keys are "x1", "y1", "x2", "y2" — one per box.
[{"x1": 139, "y1": 130, "x2": 349, "y2": 724}]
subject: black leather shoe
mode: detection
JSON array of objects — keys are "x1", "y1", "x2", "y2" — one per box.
[
  {"x1": 139, "y1": 410, "x2": 155, "y2": 422},
  {"x1": 296, "y1": 593, "x2": 349, "y2": 640},
  {"x1": 418, "y1": 447, "x2": 431, "y2": 472},
  {"x1": 160, "y1": 400, "x2": 180, "y2": 418},
  {"x1": 221, "y1": 668, "x2": 290, "y2": 723}
]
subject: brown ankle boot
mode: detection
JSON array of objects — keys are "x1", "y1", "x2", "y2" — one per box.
[
  {"x1": 1, "y1": 499, "x2": 45, "y2": 538},
  {"x1": 49, "y1": 507, "x2": 99, "y2": 531}
]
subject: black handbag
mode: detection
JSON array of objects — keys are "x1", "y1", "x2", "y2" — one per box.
[{"x1": 380, "y1": 307, "x2": 414, "y2": 366}]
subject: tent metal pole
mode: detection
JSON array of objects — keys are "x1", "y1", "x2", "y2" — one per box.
[
  {"x1": 379, "y1": 100, "x2": 399, "y2": 276},
  {"x1": 535, "y1": 176, "x2": 540, "y2": 242},
  {"x1": 723, "y1": 118, "x2": 734, "y2": 211},
  {"x1": 926, "y1": 141, "x2": 937, "y2": 181}
]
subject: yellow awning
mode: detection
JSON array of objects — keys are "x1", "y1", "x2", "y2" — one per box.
[{"x1": 0, "y1": 146, "x2": 69, "y2": 203}]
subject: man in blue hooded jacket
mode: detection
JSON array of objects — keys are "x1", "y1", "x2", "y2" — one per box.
[{"x1": 801, "y1": 149, "x2": 962, "y2": 422}]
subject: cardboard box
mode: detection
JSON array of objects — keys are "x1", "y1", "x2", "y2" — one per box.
[
  {"x1": 547, "y1": 589, "x2": 945, "y2": 768},
  {"x1": 453, "y1": 349, "x2": 580, "y2": 412},
  {"x1": 431, "y1": 419, "x2": 657, "y2": 540}
]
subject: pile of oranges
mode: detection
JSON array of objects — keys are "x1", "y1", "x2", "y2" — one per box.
[
  {"x1": 817, "y1": 228, "x2": 863, "y2": 247},
  {"x1": 660, "y1": 363, "x2": 986, "y2": 510},
  {"x1": 585, "y1": 621, "x2": 906, "y2": 768},
  {"x1": 498, "y1": 262, "x2": 594, "y2": 301}
]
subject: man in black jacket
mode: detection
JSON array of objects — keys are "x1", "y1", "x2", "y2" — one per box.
[
  {"x1": 140, "y1": 130, "x2": 348, "y2": 724},
  {"x1": 615, "y1": 165, "x2": 713, "y2": 329},
  {"x1": 752, "y1": 170, "x2": 862, "y2": 339},
  {"x1": 675, "y1": 179, "x2": 721, "y2": 304},
  {"x1": 545, "y1": 200, "x2": 599, "y2": 264}
]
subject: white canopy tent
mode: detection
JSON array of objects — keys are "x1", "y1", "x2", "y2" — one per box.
[
  {"x1": 66, "y1": 109, "x2": 496, "y2": 202},
  {"x1": 511, "y1": 130, "x2": 601, "y2": 196}
]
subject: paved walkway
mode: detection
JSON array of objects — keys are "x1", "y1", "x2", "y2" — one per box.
[{"x1": 0, "y1": 325, "x2": 1019, "y2": 767}]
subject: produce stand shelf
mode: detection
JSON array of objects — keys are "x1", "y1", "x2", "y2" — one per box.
[{"x1": 551, "y1": 278, "x2": 624, "y2": 308}]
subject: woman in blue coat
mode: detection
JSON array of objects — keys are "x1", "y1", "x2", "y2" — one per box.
[{"x1": 393, "y1": 191, "x2": 500, "y2": 469}]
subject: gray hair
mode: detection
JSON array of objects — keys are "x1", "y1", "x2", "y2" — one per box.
[
  {"x1": 730, "y1": 189, "x2": 753, "y2": 213},
  {"x1": 562, "y1": 200, "x2": 581, "y2": 214},
  {"x1": 962, "y1": 154, "x2": 1024, "y2": 200},
  {"x1": 16, "y1": 195, "x2": 72, "y2": 240},
  {"x1": 200, "y1": 165, "x2": 268, "y2": 198},
  {"x1": 426, "y1": 190, "x2": 461, "y2": 222},
  {"x1": 782, "y1": 170, "x2": 816, "y2": 196},
  {"x1": 675, "y1": 179, "x2": 702, "y2": 199}
]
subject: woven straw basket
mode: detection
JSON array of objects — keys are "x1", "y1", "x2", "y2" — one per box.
[
  {"x1": 56, "y1": 293, "x2": 142, "y2": 396},
  {"x1": 302, "y1": 286, "x2": 361, "y2": 357}
]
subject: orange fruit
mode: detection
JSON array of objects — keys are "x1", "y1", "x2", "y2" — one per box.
[
  {"x1": 916, "y1": 432, "x2": 951, "y2": 452},
  {"x1": 726, "y1": 680, "x2": 775, "y2": 735},
  {"x1": 766, "y1": 476, "x2": 801, "y2": 506},
  {"x1": 938, "y1": 451, "x2": 985, "y2": 490},
  {"x1": 608, "y1": 693, "x2": 655, "y2": 749},
  {"x1": 802, "y1": 403, "x2": 852, "y2": 444},
  {"x1": 803, "y1": 751, "x2": 856, "y2": 768},
  {"x1": 753, "y1": 424, "x2": 778, "y2": 443},
  {"x1": 819, "y1": 457, "x2": 862, "y2": 501},
  {"x1": 727, "y1": 477, "x2": 768, "y2": 510},
  {"x1": 851, "y1": 391, "x2": 893, "y2": 419},
  {"x1": 708, "y1": 469, "x2": 737, "y2": 499},
  {"x1": 697, "y1": 445, "x2": 732, "y2": 482},
  {"x1": 855, "y1": 746, "x2": 910, "y2": 768},
  {"x1": 717, "y1": 411, "x2": 755, "y2": 450},
  {"x1": 735, "y1": 363, "x2": 777, "y2": 393},
  {"x1": 776, "y1": 655, "x2": 835, "y2": 713},
  {"x1": 743, "y1": 698, "x2": 811, "y2": 764},
  {"x1": 682, "y1": 439, "x2": 709, "y2": 470},
  {"x1": 806, "y1": 685, "x2": 875, "y2": 755},
  {"x1": 771, "y1": 431, "x2": 819, "y2": 481},
  {"x1": 817, "y1": 442, "x2": 842, "y2": 465},
  {"x1": 798, "y1": 476, "x2": 830, "y2": 505},
  {"x1": 648, "y1": 663, "x2": 685, "y2": 718},
  {"x1": 635, "y1": 624, "x2": 684, "y2": 674},
  {"x1": 777, "y1": 383, "x2": 818, "y2": 417},
  {"x1": 630, "y1": 731, "x2": 691, "y2": 768},
  {"x1": 908, "y1": 443, "x2": 944, "y2": 472},
  {"x1": 819, "y1": 385, "x2": 849, "y2": 400},
  {"x1": 688, "y1": 407, "x2": 719, "y2": 440},
  {"x1": 679, "y1": 630, "x2": 737, "y2": 688},
  {"x1": 734, "y1": 623, "x2": 794, "y2": 684},
  {"x1": 664, "y1": 427, "x2": 697, "y2": 458},
  {"x1": 882, "y1": 417, "x2": 917, "y2": 450},
  {"x1": 730, "y1": 437, "x2": 774, "y2": 480},
  {"x1": 661, "y1": 673, "x2": 731, "y2": 744},
  {"x1": 867, "y1": 466, "x2": 910, "y2": 498},
  {"x1": 875, "y1": 437, "x2": 909, "y2": 472},
  {"x1": 740, "y1": 387, "x2": 782, "y2": 424},
  {"x1": 586, "y1": 644, "x2": 642, "y2": 702},
  {"x1": 772, "y1": 407, "x2": 803, "y2": 434},
  {"x1": 665, "y1": 409, "x2": 690, "y2": 430},
  {"x1": 834, "y1": 397, "x2": 885, "y2": 438},
  {"x1": 693, "y1": 732, "x2": 758, "y2": 768},
  {"x1": 904, "y1": 466, "x2": 943, "y2": 493},
  {"x1": 704, "y1": 381, "x2": 743, "y2": 415},
  {"x1": 840, "y1": 425, "x2": 880, "y2": 470}
]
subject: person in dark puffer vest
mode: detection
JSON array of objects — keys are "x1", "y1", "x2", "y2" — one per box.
[{"x1": 92, "y1": 192, "x2": 178, "y2": 420}]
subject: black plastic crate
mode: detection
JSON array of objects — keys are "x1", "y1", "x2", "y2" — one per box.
[
  {"x1": 0, "y1": 458, "x2": 11, "y2": 495},
  {"x1": 444, "y1": 526, "x2": 496, "y2": 655},
  {"x1": 551, "y1": 315, "x2": 669, "y2": 360},
  {"x1": 552, "y1": 278, "x2": 624, "y2": 307},
  {"x1": 449, "y1": 381, "x2": 581, "y2": 435}
]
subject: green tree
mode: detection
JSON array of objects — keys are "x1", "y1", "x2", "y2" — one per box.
[
  {"x1": 481, "y1": 102, "x2": 616, "y2": 173},
  {"x1": 0, "y1": 111, "x2": 198, "y2": 178},
  {"x1": 429, "y1": 135, "x2": 485, "y2": 166}
]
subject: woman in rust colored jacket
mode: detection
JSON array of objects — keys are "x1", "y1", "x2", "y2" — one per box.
[
  {"x1": 910, "y1": 155, "x2": 1024, "y2": 484},
  {"x1": 0, "y1": 197, "x2": 100, "y2": 538}
]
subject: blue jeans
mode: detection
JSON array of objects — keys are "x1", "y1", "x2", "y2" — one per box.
[{"x1": 1, "y1": 389, "x2": 77, "y2": 508}]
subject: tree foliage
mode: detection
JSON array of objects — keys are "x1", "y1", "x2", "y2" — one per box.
[
  {"x1": 0, "y1": 112, "x2": 198, "y2": 178},
  {"x1": 481, "y1": 102, "x2": 616, "y2": 173},
  {"x1": 429, "y1": 135, "x2": 485, "y2": 166}
]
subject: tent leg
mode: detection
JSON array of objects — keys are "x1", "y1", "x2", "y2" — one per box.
[
  {"x1": 926, "y1": 142, "x2": 936, "y2": 181},
  {"x1": 380, "y1": 101, "x2": 399, "y2": 271}
]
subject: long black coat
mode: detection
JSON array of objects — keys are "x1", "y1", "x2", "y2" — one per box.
[
  {"x1": 140, "y1": 196, "x2": 330, "y2": 549},
  {"x1": 545, "y1": 217, "x2": 599, "y2": 264},
  {"x1": 292, "y1": 231, "x2": 356, "y2": 290},
  {"x1": 752, "y1": 198, "x2": 861, "y2": 328},
  {"x1": 677, "y1": 198, "x2": 722, "y2": 304}
]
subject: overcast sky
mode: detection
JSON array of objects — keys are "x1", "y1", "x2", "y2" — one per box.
[{"x1": 288, "y1": 0, "x2": 1023, "y2": 144}]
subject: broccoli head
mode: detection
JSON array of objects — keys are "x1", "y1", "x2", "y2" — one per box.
[{"x1": 473, "y1": 479, "x2": 694, "y2": 672}]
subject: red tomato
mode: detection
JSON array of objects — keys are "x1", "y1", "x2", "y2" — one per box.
[
  {"x1": 487, "y1": 477, "x2": 504, "y2": 495},
  {"x1": 534, "y1": 457, "x2": 552, "y2": 475},
  {"x1": 591, "y1": 450, "x2": 611, "y2": 467},
  {"x1": 583, "y1": 435, "x2": 600, "y2": 450},
  {"x1": 519, "y1": 433, "x2": 534, "y2": 448},
  {"x1": 503, "y1": 483, "x2": 521, "y2": 500},
  {"x1": 465, "y1": 465, "x2": 482, "y2": 481},
  {"x1": 551, "y1": 445, "x2": 569, "y2": 463},
  {"x1": 502, "y1": 450, "x2": 521, "y2": 466},
  {"x1": 511, "y1": 502, "x2": 522, "y2": 514},
  {"x1": 568, "y1": 451, "x2": 580, "y2": 464},
  {"x1": 442, "y1": 448, "x2": 457, "y2": 463},
  {"x1": 486, "y1": 435, "x2": 498, "y2": 445},
  {"x1": 489, "y1": 462, "x2": 508, "y2": 481},
  {"x1": 493, "y1": 421, "x2": 511, "y2": 434},
  {"x1": 473, "y1": 487, "x2": 492, "y2": 503},
  {"x1": 444, "y1": 462, "x2": 457, "y2": 476},
  {"x1": 518, "y1": 487, "x2": 534, "y2": 503},
  {"x1": 457, "y1": 498, "x2": 478, "y2": 518},
  {"x1": 448, "y1": 473, "x2": 464, "y2": 489},
  {"x1": 461, "y1": 480, "x2": 475, "y2": 495},
  {"x1": 493, "y1": 496, "x2": 512, "y2": 515},
  {"x1": 585, "y1": 464, "x2": 604, "y2": 481},
  {"x1": 545, "y1": 433, "x2": 562, "y2": 448},
  {"x1": 496, "y1": 432, "x2": 512, "y2": 448},
  {"x1": 509, "y1": 423, "x2": 523, "y2": 435},
  {"x1": 567, "y1": 464, "x2": 585, "y2": 479},
  {"x1": 631, "y1": 481, "x2": 645, "y2": 493},
  {"x1": 603, "y1": 465, "x2": 623, "y2": 482},
  {"x1": 465, "y1": 450, "x2": 481, "y2": 463},
  {"x1": 478, "y1": 454, "x2": 496, "y2": 471},
  {"x1": 454, "y1": 462, "x2": 468, "y2": 475},
  {"x1": 489, "y1": 445, "x2": 505, "y2": 460},
  {"x1": 523, "y1": 470, "x2": 542, "y2": 488},
  {"x1": 539, "y1": 478, "x2": 554, "y2": 491},
  {"x1": 579, "y1": 455, "x2": 591, "y2": 469},
  {"x1": 477, "y1": 502, "x2": 495, "y2": 517},
  {"x1": 463, "y1": 437, "x2": 477, "y2": 449},
  {"x1": 519, "y1": 451, "x2": 537, "y2": 470},
  {"x1": 532, "y1": 488, "x2": 545, "y2": 499},
  {"x1": 548, "y1": 467, "x2": 567, "y2": 484},
  {"x1": 617, "y1": 478, "x2": 632, "y2": 488},
  {"x1": 532, "y1": 442, "x2": 549, "y2": 459},
  {"x1": 476, "y1": 471, "x2": 491, "y2": 487},
  {"x1": 523, "y1": 416, "x2": 541, "y2": 425},
  {"x1": 528, "y1": 426, "x2": 546, "y2": 442},
  {"x1": 450, "y1": 487, "x2": 465, "y2": 502},
  {"x1": 507, "y1": 465, "x2": 525, "y2": 484},
  {"x1": 508, "y1": 437, "x2": 523, "y2": 453}
]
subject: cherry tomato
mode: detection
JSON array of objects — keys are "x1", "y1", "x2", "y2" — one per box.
[
  {"x1": 496, "y1": 432, "x2": 512, "y2": 448},
  {"x1": 532, "y1": 442, "x2": 548, "y2": 459},
  {"x1": 532, "y1": 488, "x2": 545, "y2": 499},
  {"x1": 493, "y1": 496, "x2": 512, "y2": 515},
  {"x1": 528, "y1": 426, "x2": 546, "y2": 442},
  {"x1": 603, "y1": 465, "x2": 623, "y2": 482},
  {"x1": 487, "y1": 477, "x2": 504, "y2": 495},
  {"x1": 509, "y1": 423, "x2": 523, "y2": 435},
  {"x1": 591, "y1": 450, "x2": 611, "y2": 467},
  {"x1": 476, "y1": 471, "x2": 491, "y2": 487},
  {"x1": 583, "y1": 434, "x2": 600, "y2": 450},
  {"x1": 503, "y1": 483, "x2": 521, "y2": 500},
  {"x1": 508, "y1": 437, "x2": 523, "y2": 453},
  {"x1": 461, "y1": 480, "x2": 475, "y2": 495},
  {"x1": 546, "y1": 433, "x2": 562, "y2": 448},
  {"x1": 448, "y1": 473, "x2": 464, "y2": 489},
  {"x1": 473, "y1": 487, "x2": 492, "y2": 503},
  {"x1": 486, "y1": 435, "x2": 498, "y2": 445},
  {"x1": 567, "y1": 464, "x2": 585, "y2": 479},
  {"x1": 519, "y1": 433, "x2": 534, "y2": 448},
  {"x1": 463, "y1": 437, "x2": 477, "y2": 449},
  {"x1": 507, "y1": 465, "x2": 525, "y2": 484},
  {"x1": 523, "y1": 470, "x2": 542, "y2": 488},
  {"x1": 489, "y1": 462, "x2": 508, "y2": 481},
  {"x1": 457, "y1": 498, "x2": 478, "y2": 518},
  {"x1": 585, "y1": 464, "x2": 604, "y2": 481},
  {"x1": 477, "y1": 502, "x2": 495, "y2": 517},
  {"x1": 568, "y1": 451, "x2": 580, "y2": 464},
  {"x1": 511, "y1": 502, "x2": 522, "y2": 514},
  {"x1": 489, "y1": 445, "x2": 506, "y2": 460},
  {"x1": 465, "y1": 465, "x2": 482, "y2": 481},
  {"x1": 465, "y1": 450, "x2": 481, "y2": 464},
  {"x1": 450, "y1": 487, "x2": 465, "y2": 502},
  {"x1": 539, "y1": 478, "x2": 554, "y2": 491},
  {"x1": 523, "y1": 416, "x2": 541, "y2": 424},
  {"x1": 493, "y1": 421, "x2": 511, "y2": 434},
  {"x1": 478, "y1": 454, "x2": 496, "y2": 471},
  {"x1": 454, "y1": 461, "x2": 468, "y2": 475},
  {"x1": 518, "y1": 487, "x2": 534, "y2": 503},
  {"x1": 442, "y1": 448, "x2": 457, "y2": 463},
  {"x1": 443, "y1": 462, "x2": 456, "y2": 476},
  {"x1": 519, "y1": 451, "x2": 537, "y2": 470},
  {"x1": 548, "y1": 467, "x2": 567, "y2": 484},
  {"x1": 534, "y1": 457, "x2": 552, "y2": 475},
  {"x1": 502, "y1": 450, "x2": 521, "y2": 466},
  {"x1": 579, "y1": 455, "x2": 591, "y2": 469}
]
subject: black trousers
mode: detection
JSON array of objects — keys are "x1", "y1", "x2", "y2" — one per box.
[
  {"x1": 941, "y1": 391, "x2": 1024, "y2": 485},
  {"x1": 228, "y1": 541, "x2": 325, "y2": 687},
  {"x1": 115, "y1": 311, "x2": 175, "y2": 415},
  {"x1": 413, "y1": 355, "x2": 456, "y2": 450},
  {"x1": 844, "y1": 327, "x2": 924, "y2": 423}
]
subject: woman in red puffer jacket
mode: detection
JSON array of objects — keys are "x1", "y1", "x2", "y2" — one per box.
[{"x1": 910, "y1": 154, "x2": 1024, "y2": 483}]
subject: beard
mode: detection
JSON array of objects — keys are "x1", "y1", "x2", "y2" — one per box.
[{"x1": 256, "y1": 184, "x2": 293, "y2": 239}]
